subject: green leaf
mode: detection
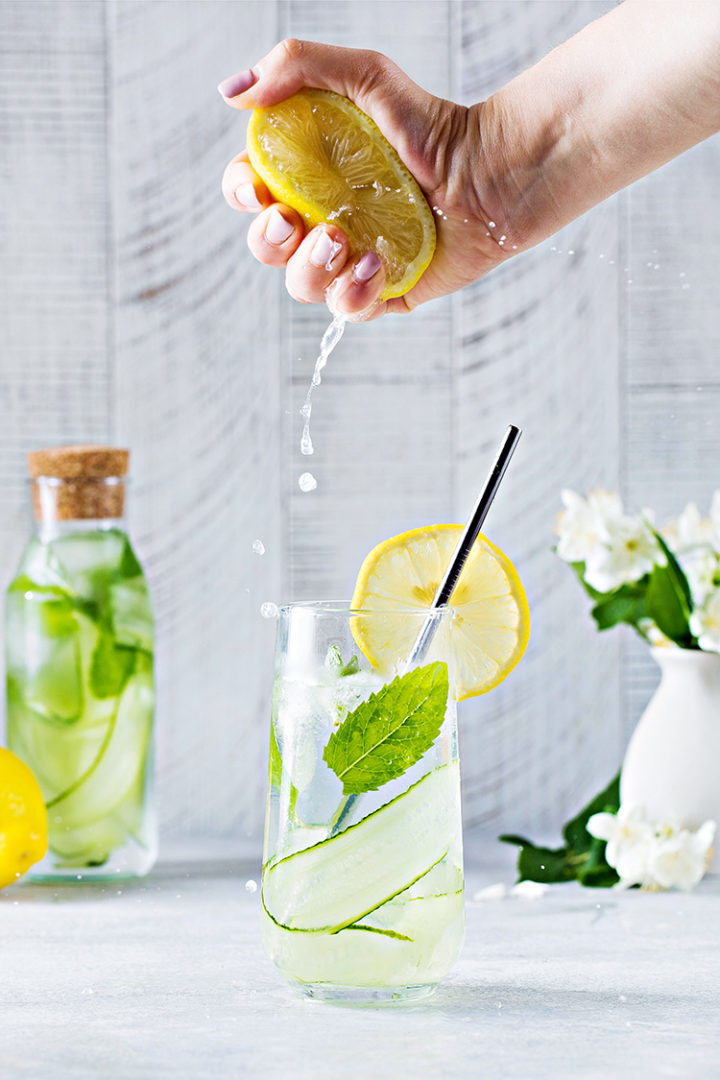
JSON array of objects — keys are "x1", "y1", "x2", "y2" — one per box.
[
  {"x1": 590, "y1": 584, "x2": 647, "y2": 632},
  {"x1": 499, "y1": 772, "x2": 621, "y2": 889},
  {"x1": 646, "y1": 531, "x2": 694, "y2": 646},
  {"x1": 118, "y1": 536, "x2": 144, "y2": 580},
  {"x1": 562, "y1": 771, "x2": 620, "y2": 851},
  {"x1": 654, "y1": 530, "x2": 692, "y2": 605},
  {"x1": 323, "y1": 662, "x2": 449, "y2": 795},
  {"x1": 339, "y1": 655, "x2": 360, "y2": 677},
  {"x1": 499, "y1": 836, "x2": 576, "y2": 883},
  {"x1": 325, "y1": 646, "x2": 360, "y2": 677},
  {"x1": 268, "y1": 723, "x2": 283, "y2": 788},
  {"x1": 577, "y1": 836, "x2": 620, "y2": 888},
  {"x1": 90, "y1": 627, "x2": 136, "y2": 698}
]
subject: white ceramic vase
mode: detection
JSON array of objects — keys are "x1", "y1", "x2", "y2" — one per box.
[{"x1": 621, "y1": 646, "x2": 720, "y2": 872}]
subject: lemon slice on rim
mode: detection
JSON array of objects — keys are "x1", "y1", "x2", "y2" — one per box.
[
  {"x1": 247, "y1": 89, "x2": 436, "y2": 300},
  {"x1": 350, "y1": 525, "x2": 530, "y2": 700}
]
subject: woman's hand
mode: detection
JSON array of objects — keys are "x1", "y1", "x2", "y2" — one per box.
[
  {"x1": 220, "y1": 7, "x2": 720, "y2": 321},
  {"x1": 219, "y1": 39, "x2": 507, "y2": 321}
]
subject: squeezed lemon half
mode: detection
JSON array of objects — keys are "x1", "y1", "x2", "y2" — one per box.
[
  {"x1": 351, "y1": 525, "x2": 530, "y2": 700},
  {"x1": 0, "y1": 746, "x2": 48, "y2": 888},
  {"x1": 247, "y1": 89, "x2": 436, "y2": 300}
]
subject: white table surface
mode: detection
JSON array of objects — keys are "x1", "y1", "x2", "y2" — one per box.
[{"x1": 2, "y1": 845, "x2": 719, "y2": 1080}]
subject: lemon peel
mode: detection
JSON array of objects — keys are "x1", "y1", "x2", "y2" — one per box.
[{"x1": 0, "y1": 746, "x2": 48, "y2": 888}]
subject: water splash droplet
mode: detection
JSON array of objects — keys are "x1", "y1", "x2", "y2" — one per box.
[
  {"x1": 298, "y1": 472, "x2": 318, "y2": 493},
  {"x1": 252, "y1": 539, "x2": 265, "y2": 556},
  {"x1": 245, "y1": 879, "x2": 258, "y2": 894}
]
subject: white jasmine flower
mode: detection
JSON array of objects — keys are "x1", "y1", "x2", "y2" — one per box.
[
  {"x1": 588, "y1": 806, "x2": 716, "y2": 891},
  {"x1": 662, "y1": 499, "x2": 720, "y2": 605},
  {"x1": 583, "y1": 514, "x2": 658, "y2": 594},
  {"x1": 689, "y1": 589, "x2": 720, "y2": 652},
  {"x1": 648, "y1": 821, "x2": 716, "y2": 891},
  {"x1": 556, "y1": 489, "x2": 623, "y2": 564},
  {"x1": 588, "y1": 804, "x2": 656, "y2": 888},
  {"x1": 679, "y1": 548, "x2": 720, "y2": 606},
  {"x1": 587, "y1": 804, "x2": 653, "y2": 884},
  {"x1": 663, "y1": 501, "x2": 715, "y2": 551}
]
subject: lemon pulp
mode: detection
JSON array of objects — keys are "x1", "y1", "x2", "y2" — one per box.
[
  {"x1": 351, "y1": 525, "x2": 530, "y2": 700},
  {"x1": 247, "y1": 90, "x2": 436, "y2": 300}
]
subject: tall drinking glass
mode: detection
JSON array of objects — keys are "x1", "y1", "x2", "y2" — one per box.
[{"x1": 261, "y1": 602, "x2": 464, "y2": 1005}]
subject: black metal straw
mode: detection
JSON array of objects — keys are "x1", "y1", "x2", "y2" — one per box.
[{"x1": 408, "y1": 424, "x2": 522, "y2": 665}]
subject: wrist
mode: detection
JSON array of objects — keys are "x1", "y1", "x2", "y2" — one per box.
[{"x1": 469, "y1": 94, "x2": 576, "y2": 253}]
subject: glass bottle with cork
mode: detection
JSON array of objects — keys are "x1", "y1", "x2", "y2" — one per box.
[{"x1": 5, "y1": 445, "x2": 157, "y2": 880}]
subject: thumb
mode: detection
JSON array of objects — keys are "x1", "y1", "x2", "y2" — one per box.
[
  {"x1": 218, "y1": 38, "x2": 395, "y2": 112},
  {"x1": 218, "y1": 39, "x2": 444, "y2": 186}
]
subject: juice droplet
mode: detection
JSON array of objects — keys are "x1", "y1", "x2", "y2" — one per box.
[
  {"x1": 252, "y1": 539, "x2": 265, "y2": 556},
  {"x1": 260, "y1": 602, "x2": 279, "y2": 619}
]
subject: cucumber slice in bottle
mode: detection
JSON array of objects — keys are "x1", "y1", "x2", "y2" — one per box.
[
  {"x1": 262, "y1": 761, "x2": 459, "y2": 933},
  {"x1": 48, "y1": 662, "x2": 153, "y2": 829},
  {"x1": 49, "y1": 816, "x2": 127, "y2": 866},
  {"x1": 7, "y1": 694, "x2": 111, "y2": 800}
]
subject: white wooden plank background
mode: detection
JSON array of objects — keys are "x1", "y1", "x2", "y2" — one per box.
[{"x1": 1, "y1": 0, "x2": 718, "y2": 851}]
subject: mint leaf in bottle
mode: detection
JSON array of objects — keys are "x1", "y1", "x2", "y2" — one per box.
[
  {"x1": 90, "y1": 626, "x2": 136, "y2": 699},
  {"x1": 322, "y1": 661, "x2": 449, "y2": 795}
]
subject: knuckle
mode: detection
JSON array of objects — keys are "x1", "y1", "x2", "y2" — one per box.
[
  {"x1": 363, "y1": 49, "x2": 393, "y2": 78},
  {"x1": 280, "y1": 37, "x2": 306, "y2": 61}
]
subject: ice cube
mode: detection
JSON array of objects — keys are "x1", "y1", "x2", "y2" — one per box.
[
  {"x1": 17, "y1": 538, "x2": 67, "y2": 589},
  {"x1": 50, "y1": 528, "x2": 127, "y2": 601},
  {"x1": 5, "y1": 588, "x2": 83, "y2": 724},
  {"x1": 109, "y1": 577, "x2": 153, "y2": 652}
]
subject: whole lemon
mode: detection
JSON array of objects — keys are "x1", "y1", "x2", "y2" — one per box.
[{"x1": 0, "y1": 746, "x2": 48, "y2": 888}]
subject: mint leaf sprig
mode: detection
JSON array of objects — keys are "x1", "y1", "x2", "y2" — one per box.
[{"x1": 323, "y1": 661, "x2": 449, "y2": 796}]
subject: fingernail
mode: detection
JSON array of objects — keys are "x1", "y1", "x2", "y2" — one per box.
[
  {"x1": 353, "y1": 252, "x2": 382, "y2": 284},
  {"x1": 309, "y1": 230, "x2": 343, "y2": 270},
  {"x1": 217, "y1": 69, "x2": 257, "y2": 98},
  {"x1": 265, "y1": 209, "x2": 294, "y2": 246},
  {"x1": 234, "y1": 182, "x2": 262, "y2": 210}
]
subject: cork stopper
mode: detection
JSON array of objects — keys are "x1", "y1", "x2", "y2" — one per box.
[{"x1": 28, "y1": 444, "x2": 129, "y2": 522}]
